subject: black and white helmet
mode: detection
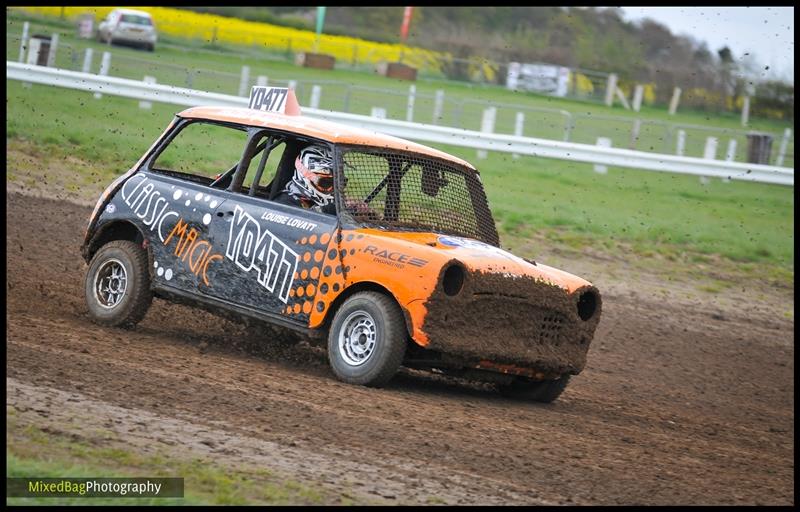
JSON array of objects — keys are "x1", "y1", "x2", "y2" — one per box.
[{"x1": 289, "y1": 144, "x2": 334, "y2": 207}]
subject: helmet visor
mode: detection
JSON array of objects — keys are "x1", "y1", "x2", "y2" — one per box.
[{"x1": 297, "y1": 158, "x2": 334, "y2": 194}]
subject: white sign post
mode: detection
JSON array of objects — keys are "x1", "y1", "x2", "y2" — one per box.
[
  {"x1": 676, "y1": 129, "x2": 686, "y2": 156},
  {"x1": 594, "y1": 137, "x2": 611, "y2": 174},
  {"x1": 604, "y1": 73, "x2": 617, "y2": 107},
  {"x1": 81, "y1": 47, "x2": 93, "y2": 73},
  {"x1": 477, "y1": 107, "x2": 496, "y2": 159},
  {"x1": 432, "y1": 89, "x2": 444, "y2": 125},
  {"x1": 94, "y1": 51, "x2": 111, "y2": 99},
  {"x1": 309, "y1": 85, "x2": 321, "y2": 109},
  {"x1": 406, "y1": 85, "x2": 416, "y2": 123},
  {"x1": 632, "y1": 84, "x2": 644, "y2": 112},
  {"x1": 700, "y1": 136, "x2": 718, "y2": 184},
  {"x1": 46, "y1": 33, "x2": 59, "y2": 68},
  {"x1": 238, "y1": 65, "x2": 250, "y2": 97},
  {"x1": 741, "y1": 96, "x2": 750, "y2": 127},
  {"x1": 668, "y1": 87, "x2": 682, "y2": 115},
  {"x1": 512, "y1": 112, "x2": 525, "y2": 159},
  {"x1": 139, "y1": 76, "x2": 156, "y2": 109},
  {"x1": 18, "y1": 21, "x2": 29, "y2": 63},
  {"x1": 776, "y1": 128, "x2": 792, "y2": 167}
]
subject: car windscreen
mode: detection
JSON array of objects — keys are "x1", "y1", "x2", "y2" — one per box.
[
  {"x1": 338, "y1": 146, "x2": 499, "y2": 246},
  {"x1": 120, "y1": 14, "x2": 152, "y2": 26}
]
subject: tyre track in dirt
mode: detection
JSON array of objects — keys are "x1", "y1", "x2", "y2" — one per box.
[{"x1": 6, "y1": 191, "x2": 794, "y2": 505}]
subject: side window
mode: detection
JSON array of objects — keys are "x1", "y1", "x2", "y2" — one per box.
[
  {"x1": 151, "y1": 121, "x2": 248, "y2": 181},
  {"x1": 238, "y1": 132, "x2": 286, "y2": 198}
]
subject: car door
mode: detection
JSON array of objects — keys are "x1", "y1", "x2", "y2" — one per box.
[
  {"x1": 202, "y1": 130, "x2": 339, "y2": 327},
  {"x1": 130, "y1": 119, "x2": 247, "y2": 299}
]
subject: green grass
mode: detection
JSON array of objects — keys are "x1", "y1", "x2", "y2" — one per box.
[
  {"x1": 6, "y1": 79, "x2": 793, "y2": 279},
  {"x1": 5, "y1": 10, "x2": 794, "y2": 168},
  {"x1": 6, "y1": 415, "x2": 341, "y2": 506}
]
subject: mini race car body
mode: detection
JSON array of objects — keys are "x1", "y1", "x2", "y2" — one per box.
[{"x1": 82, "y1": 87, "x2": 601, "y2": 402}]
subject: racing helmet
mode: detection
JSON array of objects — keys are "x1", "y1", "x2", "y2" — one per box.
[{"x1": 290, "y1": 144, "x2": 334, "y2": 206}]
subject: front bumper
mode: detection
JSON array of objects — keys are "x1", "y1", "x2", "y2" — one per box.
[{"x1": 421, "y1": 269, "x2": 601, "y2": 375}]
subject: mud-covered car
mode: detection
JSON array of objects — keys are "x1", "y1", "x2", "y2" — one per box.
[{"x1": 81, "y1": 87, "x2": 601, "y2": 402}]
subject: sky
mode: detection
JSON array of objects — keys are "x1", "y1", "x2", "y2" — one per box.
[{"x1": 619, "y1": 6, "x2": 794, "y2": 83}]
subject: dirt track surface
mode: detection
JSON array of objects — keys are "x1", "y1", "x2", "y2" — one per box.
[{"x1": 6, "y1": 190, "x2": 794, "y2": 505}]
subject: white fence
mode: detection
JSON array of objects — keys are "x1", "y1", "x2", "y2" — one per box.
[{"x1": 6, "y1": 61, "x2": 794, "y2": 186}]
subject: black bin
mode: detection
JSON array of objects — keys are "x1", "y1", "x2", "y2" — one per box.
[
  {"x1": 746, "y1": 132, "x2": 774, "y2": 165},
  {"x1": 30, "y1": 34, "x2": 51, "y2": 66}
]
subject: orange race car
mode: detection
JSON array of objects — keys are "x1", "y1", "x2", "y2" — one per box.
[{"x1": 81, "y1": 86, "x2": 601, "y2": 402}]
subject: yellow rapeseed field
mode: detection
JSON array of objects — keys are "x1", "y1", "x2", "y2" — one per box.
[{"x1": 13, "y1": 6, "x2": 443, "y2": 72}]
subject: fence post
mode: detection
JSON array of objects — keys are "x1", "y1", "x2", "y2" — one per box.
[
  {"x1": 352, "y1": 44, "x2": 358, "y2": 68},
  {"x1": 432, "y1": 89, "x2": 444, "y2": 125},
  {"x1": 46, "y1": 33, "x2": 59, "y2": 68},
  {"x1": 632, "y1": 84, "x2": 644, "y2": 112},
  {"x1": 94, "y1": 51, "x2": 111, "y2": 99},
  {"x1": 18, "y1": 21, "x2": 29, "y2": 63},
  {"x1": 370, "y1": 107, "x2": 386, "y2": 119},
  {"x1": 477, "y1": 107, "x2": 496, "y2": 160},
  {"x1": 676, "y1": 129, "x2": 686, "y2": 156},
  {"x1": 139, "y1": 76, "x2": 156, "y2": 109},
  {"x1": 604, "y1": 73, "x2": 617, "y2": 106},
  {"x1": 81, "y1": 47, "x2": 93, "y2": 73},
  {"x1": 256, "y1": 75, "x2": 268, "y2": 87},
  {"x1": 629, "y1": 119, "x2": 642, "y2": 149},
  {"x1": 512, "y1": 112, "x2": 525, "y2": 159},
  {"x1": 615, "y1": 86, "x2": 631, "y2": 110},
  {"x1": 342, "y1": 85, "x2": 352, "y2": 112},
  {"x1": 564, "y1": 112, "x2": 576, "y2": 142},
  {"x1": 725, "y1": 139, "x2": 737, "y2": 162},
  {"x1": 310, "y1": 85, "x2": 321, "y2": 109},
  {"x1": 594, "y1": 137, "x2": 611, "y2": 174},
  {"x1": 406, "y1": 85, "x2": 416, "y2": 122},
  {"x1": 238, "y1": 65, "x2": 250, "y2": 97},
  {"x1": 776, "y1": 128, "x2": 792, "y2": 167},
  {"x1": 668, "y1": 87, "x2": 682, "y2": 115},
  {"x1": 741, "y1": 96, "x2": 750, "y2": 127},
  {"x1": 703, "y1": 137, "x2": 718, "y2": 160},
  {"x1": 700, "y1": 136, "x2": 718, "y2": 184}
]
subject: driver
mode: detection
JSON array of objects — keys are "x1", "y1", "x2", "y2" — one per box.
[{"x1": 274, "y1": 144, "x2": 336, "y2": 214}]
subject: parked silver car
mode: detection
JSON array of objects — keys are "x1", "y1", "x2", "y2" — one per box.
[{"x1": 96, "y1": 9, "x2": 157, "y2": 52}]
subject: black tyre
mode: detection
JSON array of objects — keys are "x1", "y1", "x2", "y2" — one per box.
[
  {"x1": 84, "y1": 240, "x2": 152, "y2": 328},
  {"x1": 327, "y1": 292, "x2": 407, "y2": 387},
  {"x1": 146, "y1": 43, "x2": 155, "y2": 52},
  {"x1": 498, "y1": 375, "x2": 572, "y2": 403}
]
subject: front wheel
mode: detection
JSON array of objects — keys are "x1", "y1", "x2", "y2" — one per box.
[
  {"x1": 327, "y1": 292, "x2": 407, "y2": 387},
  {"x1": 498, "y1": 375, "x2": 572, "y2": 403},
  {"x1": 84, "y1": 240, "x2": 153, "y2": 328}
]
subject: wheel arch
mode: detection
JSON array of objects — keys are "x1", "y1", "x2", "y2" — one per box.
[
  {"x1": 320, "y1": 281, "x2": 414, "y2": 341},
  {"x1": 85, "y1": 220, "x2": 147, "y2": 263}
]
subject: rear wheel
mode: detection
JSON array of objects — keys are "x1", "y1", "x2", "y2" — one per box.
[
  {"x1": 498, "y1": 375, "x2": 572, "y2": 403},
  {"x1": 84, "y1": 240, "x2": 152, "y2": 328},
  {"x1": 327, "y1": 292, "x2": 407, "y2": 387}
]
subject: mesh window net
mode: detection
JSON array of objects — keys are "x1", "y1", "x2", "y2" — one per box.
[{"x1": 338, "y1": 146, "x2": 499, "y2": 246}]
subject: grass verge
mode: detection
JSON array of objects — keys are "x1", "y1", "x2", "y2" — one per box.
[{"x1": 6, "y1": 413, "x2": 339, "y2": 506}]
